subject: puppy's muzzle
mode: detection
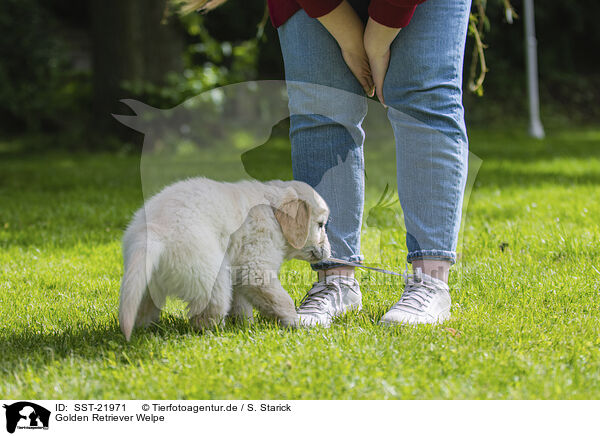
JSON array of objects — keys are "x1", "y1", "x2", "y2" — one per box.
[{"x1": 310, "y1": 245, "x2": 330, "y2": 261}]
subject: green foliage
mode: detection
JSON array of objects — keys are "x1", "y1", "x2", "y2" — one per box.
[
  {"x1": 365, "y1": 184, "x2": 402, "y2": 230},
  {"x1": 1, "y1": 0, "x2": 599, "y2": 139},
  {"x1": 0, "y1": 0, "x2": 90, "y2": 132},
  {"x1": 122, "y1": 11, "x2": 259, "y2": 108},
  {"x1": 465, "y1": 0, "x2": 600, "y2": 124},
  {"x1": 1, "y1": 126, "x2": 599, "y2": 398}
]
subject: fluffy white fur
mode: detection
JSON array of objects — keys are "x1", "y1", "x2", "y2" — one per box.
[{"x1": 119, "y1": 178, "x2": 331, "y2": 340}]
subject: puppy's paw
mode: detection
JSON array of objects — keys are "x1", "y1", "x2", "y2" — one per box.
[
  {"x1": 279, "y1": 314, "x2": 300, "y2": 329},
  {"x1": 227, "y1": 313, "x2": 255, "y2": 326},
  {"x1": 190, "y1": 314, "x2": 225, "y2": 331}
]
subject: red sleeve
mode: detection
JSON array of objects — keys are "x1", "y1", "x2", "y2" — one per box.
[
  {"x1": 296, "y1": 0, "x2": 344, "y2": 18},
  {"x1": 368, "y1": 0, "x2": 427, "y2": 28}
]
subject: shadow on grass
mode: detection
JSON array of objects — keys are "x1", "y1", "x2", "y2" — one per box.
[
  {"x1": 0, "y1": 314, "x2": 302, "y2": 375},
  {"x1": 0, "y1": 306, "x2": 400, "y2": 376},
  {"x1": 0, "y1": 319, "x2": 170, "y2": 374}
]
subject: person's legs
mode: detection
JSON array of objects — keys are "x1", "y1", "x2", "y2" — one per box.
[
  {"x1": 277, "y1": 9, "x2": 367, "y2": 326},
  {"x1": 277, "y1": 9, "x2": 367, "y2": 274},
  {"x1": 384, "y1": 0, "x2": 471, "y2": 282},
  {"x1": 380, "y1": 0, "x2": 471, "y2": 325}
]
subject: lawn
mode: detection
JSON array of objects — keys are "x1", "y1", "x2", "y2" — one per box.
[{"x1": 1, "y1": 125, "x2": 599, "y2": 399}]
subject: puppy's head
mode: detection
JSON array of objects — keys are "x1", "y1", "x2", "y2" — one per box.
[{"x1": 269, "y1": 181, "x2": 331, "y2": 263}]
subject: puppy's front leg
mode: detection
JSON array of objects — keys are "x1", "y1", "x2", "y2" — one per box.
[
  {"x1": 237, "y1": 276, "x2": 299, "y2": 328},
  {"x1": 228, "y1": 291, "x2": 254, "y2": 324}
]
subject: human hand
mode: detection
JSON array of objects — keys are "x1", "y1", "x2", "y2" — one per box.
[
  {"x1": 364, "y1": 18, "x2": 401, "y2": 106},
  {"x1": 340, "y1": 45, "x2": 375, "y2": 98},
  {"x1": 318, "y1": 1, "x2": 374, "y2": 97}
]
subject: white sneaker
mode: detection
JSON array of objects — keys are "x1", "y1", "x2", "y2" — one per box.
[
  {"x1": 380, "y1": 268, "x2": 451, "y2": 326},
  {"x1": 297, "y1": 275, "x2": 362, "y2": 327}
]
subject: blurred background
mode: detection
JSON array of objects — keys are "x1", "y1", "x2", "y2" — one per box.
[{"x1": 1, "y1": 0, "x2": 599, "y2": 152}]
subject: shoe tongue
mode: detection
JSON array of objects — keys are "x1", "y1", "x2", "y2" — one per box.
[
  {"x1": 308, "y1": 279, "x2": 335, "y2": 296},
  {"x1": 324, "y1": 275, "x2": 341, "y2": 283},
  {"x1": 307, "y1": 275, "x2": 353, "y2": 294},
  {"x1": 328, "y1": 273, "x2": 354, "y2": 281},
  {"x1": 407, "y1": 270, "x2": 448, "y2": 290},
  {"x1": 414, "y1": 267, "x2": 423, "y2": 282},
  {"x1": 323, "y1": 274, "x2": 355, "y2": 287}
]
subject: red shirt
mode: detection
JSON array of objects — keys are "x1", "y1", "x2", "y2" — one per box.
[{"x1": 267, "y1": 0, "x2": 427, "y2": 28}]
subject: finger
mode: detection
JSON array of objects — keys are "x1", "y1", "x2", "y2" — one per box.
[
  {"x1": 372, "y1": 68, "x2": 385, "y2": 106},
  {"x1": 369, "y1": 55, "x2": 389, "y2": 107},
  {"x1": 365, "y1": 73, "x2": 375, "y2": 97},
  {"x1": 361, "y1": 74, "x2": 375, "y2": 97},
  {"x1": 342, "y1": 51, "x2": 375, "y2": 97},
  {"x1": 375, "y1": 81, "x2": 385, "y2": 107},
  {"x1": 361, "y1": 58, "x2": 375, "y2": 97},
  {"x1": 372, "y1": 62, "x2": 385, "y2": 105},
  {"x1": 353, "y1": 64, "x2": 374, "y2": 97}
]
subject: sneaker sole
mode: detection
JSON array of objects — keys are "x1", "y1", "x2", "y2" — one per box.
[
  {"x1": 378, "y1": 309, "x2": 450, "y2": 327},
  {"x1": 298, "y1": 302, "x2": 363, "y2": 328}
]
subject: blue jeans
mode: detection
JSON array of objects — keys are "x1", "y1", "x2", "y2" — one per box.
[{"x1": 278, "y1": 0, "x2": 471, "y2": 270}]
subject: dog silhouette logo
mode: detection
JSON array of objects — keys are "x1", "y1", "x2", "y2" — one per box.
[{"x1": 3, "y1": 402, "x2": 50, "y2": 434}]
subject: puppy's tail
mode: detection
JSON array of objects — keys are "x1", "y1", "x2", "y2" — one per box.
[{"x1": 119, "y1": 237, "x2": 163, "y2": 341}]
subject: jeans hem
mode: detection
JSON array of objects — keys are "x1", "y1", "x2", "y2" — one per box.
[
  {"x1": 407, "y1": 250, "x2": 456, "y2": 265},
  {"x1": 311, "y1": 254, "x2": 364, "y2": 271}
]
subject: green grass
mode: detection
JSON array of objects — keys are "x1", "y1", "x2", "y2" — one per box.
[{"x1": 1, "y1": 126, "x2": 599, "y2": 399}]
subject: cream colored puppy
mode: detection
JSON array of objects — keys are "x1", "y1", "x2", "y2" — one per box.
[{"x1": 119, "y1": 178, "x2": 330, "y2": 340}]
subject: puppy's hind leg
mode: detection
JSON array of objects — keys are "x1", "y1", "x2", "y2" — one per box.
[
  {"x1": 134, "y1": 289, "x2": 165, "y2": 328},
  {"x1": 228, "y1": 291, "x2": 254, "y2": 324},
  {"x1": 189, "y1": 264, "x2": 232, "y2": 331}
]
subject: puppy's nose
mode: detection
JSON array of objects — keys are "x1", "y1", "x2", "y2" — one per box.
[
  {"x1": 323, "y1": 239, "x2": 331, "y2": 258},
  {"x1": 310, "y1": 247, "x2": 326, "y2": 260},
  {"x1": 319, "y1": 244, "x2": 331, "y2": 260}
]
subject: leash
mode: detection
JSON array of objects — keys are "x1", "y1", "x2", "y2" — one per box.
[{"x1": 326, "y1": 257, "x2": 407, "y2": 278}]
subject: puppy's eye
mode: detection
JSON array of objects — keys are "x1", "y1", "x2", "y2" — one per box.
[{"x1": 317, "y1": 222, "x2": 325, "y2": 229}]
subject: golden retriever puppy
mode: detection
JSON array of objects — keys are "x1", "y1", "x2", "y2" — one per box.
[{"x1": 119, "y1": 178, "x2": 330, "y2": 340}]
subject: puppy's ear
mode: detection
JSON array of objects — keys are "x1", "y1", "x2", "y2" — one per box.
[{"x1": 274, "y1": 198, "x2": 310, "y2": 249}]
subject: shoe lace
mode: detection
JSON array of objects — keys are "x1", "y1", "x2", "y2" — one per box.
[
  {"x1": 298, "y1": 280, "x2": 342, "y2": 312},
  {"x1": 394, "y1": 269, "x2": 439, "y2": 311}
]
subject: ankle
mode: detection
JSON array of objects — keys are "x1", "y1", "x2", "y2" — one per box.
[
  {"x1": 411, "y1": 260, "x2": 450, "y2": 284},
  {"x1": 318, "y1": 266, "x2": 355, "y2": 281}
]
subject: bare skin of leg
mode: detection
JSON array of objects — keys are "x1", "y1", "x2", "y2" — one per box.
[
  {"x1": 411, "y1": 259, "x2": 450, "y2": 284},
  {"x1": 318, "y1": 266, "x2": 355, "y2": 281},
  {"x1": 318, "y1": 261, "x2": 450, "y2": 284},
  {"x1": 312, "y1": 258, "x2": 450, "y2": 330}
]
